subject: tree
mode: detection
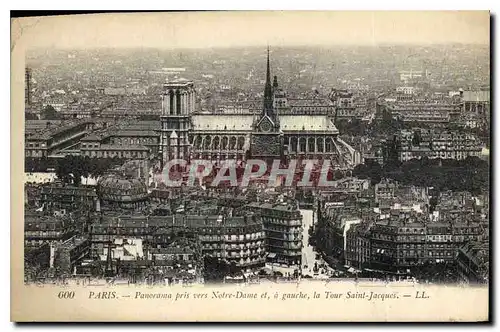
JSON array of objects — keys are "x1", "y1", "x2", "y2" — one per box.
[
  {"x1": 379, "y1": 157, "x2": 489, "y2": 195},
  {"x1": 353, "y1": 159, "x2": 381, "y2": 184},
  {"x1": 55, "y1": 157, "x2": 72, "y2": 183},
  {"x1": 203, "y1": 256, "x2": 230, "y2": 283}
]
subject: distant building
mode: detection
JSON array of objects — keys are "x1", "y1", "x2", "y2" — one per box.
[
  {"x1": 461, "y1": 90, "x2": 490, "y2": 131},
  {"x1": 393, "y1": 128, "x2": 482, "y2": 162},
  {"x1": 399, "y1": 69, "x2": 428, "y2": 83},
  {"x1": 462, "y1": 90, "x2": 490, "y2": 114},
  {"x1": 396, "y1": 86, "x2": 415, "y2": 95},
  {"x1": 375, "y1": 179, "x2": 428, "y2": 208},
  {"x1": 382, "y1": 102, "x2": 461, "y2": 126},
  {"x1": 103, "y1": 87, "x2": 146, "y2": 96},
  {"x1": 59, "y1": 106, "x2": 96, "y2": 119},
  {"x1": 25, "y1": 67, "x2": 32, "y2": 106}
]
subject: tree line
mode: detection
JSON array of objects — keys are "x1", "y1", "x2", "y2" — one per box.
[{"x1": 353, "y1": 156, "x2": 489, "y2": 195}]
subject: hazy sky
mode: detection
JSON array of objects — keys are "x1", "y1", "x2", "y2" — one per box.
[{"x1": 13, "y1": 11, "x2": 490, "y2": 50}]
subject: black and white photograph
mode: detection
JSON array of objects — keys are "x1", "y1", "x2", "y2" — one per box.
[{"x1": 11, "y1": 10, "x2": 491, "y2": 322}]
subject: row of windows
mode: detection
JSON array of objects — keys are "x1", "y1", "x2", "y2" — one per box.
[
  {"x1": 398, "y1": 228, "x2": 425, "y2": 234},
  {"x1": 428, "y1": 251, "x2": 453, "y2": 257},
  {"x1": 202, "y1": 242, "x2": 265, "y2": 250},
  {"x1": 25, "y1": 150, "x2": 47, "y2": 157},
  {"x1": 26, "y1": 142, "x2": 46, "y2": 148},
  {"x1": 81, "y1": 143, "x2": 99, "y2": 149},
  {"x1": 200, "y1": 234, "x2": 264, "y2": 242},
  {"x1": 267, "y1": 233, "x2": 302, "y2": 241},
  {"x1": 82, "y1": 150, "x2": 149, "y2": 159},
  {"x1": 265, "y1": 226, "x2": 302, "y2": 234},
  {"x1": 261, "y1": 216, "x2": 302, "y2": 225},
  {"x1": 25, "y1": 239, "x2": 48, "y2": 246},
  {"x1": 25, "y1": 231, "x2": 63, "y2": 237},
  {"x1": 152, "y1": 254, "x2": 194, "y2": 261},
  {"x1": 373, "y1": 234, "x2": 479, "y2": 243},
  {"x1": 267, "y1": 242, "x2": 302, "y2": 250},
  {"x1": 112, "y1": 137, "x2": 157, "y2": 145},
  {"x1": 91, "y1": 230, "x2": 264, "y2": 240},
  {"x1": 193, "y1": 136, "x2": 245, "y2": 151}
]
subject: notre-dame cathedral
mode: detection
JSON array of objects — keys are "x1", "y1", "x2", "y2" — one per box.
[{"x1": 159, "y1": 48, "x2": 360, "y2": 168}]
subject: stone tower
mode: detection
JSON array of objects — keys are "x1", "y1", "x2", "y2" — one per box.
[{"x1": 159, "y1": 79, "x2": 195, "y2": 167}]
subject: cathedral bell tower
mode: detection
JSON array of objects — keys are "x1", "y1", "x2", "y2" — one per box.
[
  {"x1": 159, "y1": 79, "x2": 195, "y2": 168},
  {"x1": 250, "y1": 47, "x2": 284, "y2": 161}
]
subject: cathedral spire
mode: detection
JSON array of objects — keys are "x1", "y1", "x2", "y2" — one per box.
[
  {"x1": 266, "y1": 46, "x2": 271, "y2": 89},
  {"x1": 263, "y1": 46, "x2": 274, "y2": 117}
]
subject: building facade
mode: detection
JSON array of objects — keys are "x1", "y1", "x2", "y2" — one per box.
[
  {"x1": 40, "y1": 185, "x2": 98, "y2": 211},
  {"x1": 245, "y1": 202, "x2": 303, "y2": 266},
  {"x1": 393, "y1": 128, "x2": 483, "y2": 162},
  {"x1": 89, "y1": 213, "x2": 267, "y2": 271},
  {"x1": 345, "y1": 216, "x2": 484, "y2": 271},
  {"x1": 24, "y1": 212, "x2": 71, "y2": 249}
]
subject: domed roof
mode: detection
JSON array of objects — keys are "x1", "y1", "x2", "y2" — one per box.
[{"x1": 97, "y1": 173, "x2": 148, "y2": 203}]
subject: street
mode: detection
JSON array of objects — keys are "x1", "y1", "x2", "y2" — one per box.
[{"x1": 300, "y1": 209, "x2": 332, "y2": 279}]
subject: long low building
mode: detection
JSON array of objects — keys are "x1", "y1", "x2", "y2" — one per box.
[
  {"x1": 25, "y1": 119, "x2": 97, "y2": 158},
  {"x1": 79, "y1": 121, "x2": 161, "y2": 159}
]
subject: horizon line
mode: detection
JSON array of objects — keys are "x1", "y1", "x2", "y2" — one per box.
[{"x1": 27, "y1": 42, "x2": 490, "y2": 52}]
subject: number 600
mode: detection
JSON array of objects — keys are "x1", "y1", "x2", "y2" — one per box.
[{"x1": 58, "y1": 291, "x2": 75, "y2": 299}]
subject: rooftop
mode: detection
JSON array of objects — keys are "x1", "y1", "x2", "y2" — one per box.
[
  {"x1": 58, "y1": 236, "x2": 88, "y2": 250},
  {"x1": 95, "y1": 213, "x2": 261, "y2": 229}
]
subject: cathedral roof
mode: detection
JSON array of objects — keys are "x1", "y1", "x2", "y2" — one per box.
[
  {"x1": 191, "y1": 114, "x2": 339, "y2": 133},
  {"x1": 279, "y1": 115, "x2": 339, "y2": 133},
  {"x1": 191, "y1": 114, "x2": 254, "y2": 131}
]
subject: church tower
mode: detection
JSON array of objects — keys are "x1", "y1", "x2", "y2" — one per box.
[
  {"x1": 159, "y1": 79, "x2": 195, "y2": 168},
  {"x1": 262, "y1": 47, "x2": 277, "y2": 124},
  {"x1": 250, "y1": 48, "x2": 283, "y2": 160}
]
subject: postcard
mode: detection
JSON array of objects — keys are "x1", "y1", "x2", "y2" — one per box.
[{"x1": 11, "y1": 11, "x2": 490, "y2": 322}]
